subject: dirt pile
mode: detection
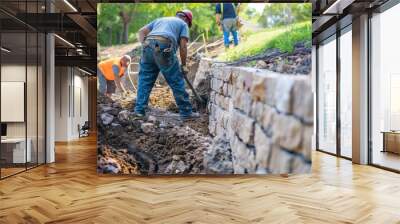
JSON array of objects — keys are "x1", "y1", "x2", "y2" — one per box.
[
  {"x1": 97, "y1": 93, "x2": 212, "y2": 175},
  {"x1": 254, "y1": 42, "x2": 311, "y2": 75}
]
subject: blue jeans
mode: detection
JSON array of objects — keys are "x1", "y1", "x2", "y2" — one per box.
[
  {"x1": 134, "y1": 39, "x2": 193, "y2": 117},
  {"x1": 98, "y1": 68, "x2": 107, "y2": 94},
  {"x1": 222, "y1": 18, "x2": 239, "y2": 47}
]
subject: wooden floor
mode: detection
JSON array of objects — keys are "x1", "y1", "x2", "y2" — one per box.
[{"x1": 1, "y1": 135, "x2": 400, "y2": 224}]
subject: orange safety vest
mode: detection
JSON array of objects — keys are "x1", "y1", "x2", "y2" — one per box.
[{"x1": 98, "y1": 58, "x2": 126, "y2": 81}]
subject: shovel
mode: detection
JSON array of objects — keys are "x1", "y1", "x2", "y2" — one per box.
[{"x1": 181, "y1": 68, "x2": 206, "y2": 106}]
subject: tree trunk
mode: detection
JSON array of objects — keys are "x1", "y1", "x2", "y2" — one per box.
[
  {"x1": 122, "y1": 22, "x2": 129, "y2": 44},
  {"x1": 108, "y1": 27, "x2": 112, "y2": 46},
  {"x1": 119, "y1": 10, "x2": 132, "y2": 44}
]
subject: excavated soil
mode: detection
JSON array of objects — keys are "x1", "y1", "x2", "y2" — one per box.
[{"x1": 97, "y1": 92, "x2": 212, "y2": 175}]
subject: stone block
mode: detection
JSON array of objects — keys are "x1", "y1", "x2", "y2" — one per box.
[
  {"x1": 250, "y1": 101, "x2": 263, "y2": 121},
  {"x1": 227, "y1": 84, "x2": 234, "y2": 96},
  {"x1": 228, "y1": 68, "x2": 240, "y2": 85},
  {"x1": 222, "y1": 83, "x2": 228, "y2": 96},
  {"x1": 214, "y1": 106, "x2": 226, "y2": 126},
  {"x1": 211, "y1": 78, "x2": 224, "y2": 94},
  {"x1": 209, "y1": 103, "x2": 216, "y2": 118},
  {"x1": 271, "y1": 113, "x2": 302, "y2": 150},
  {"x1": 230, "y1": 135, "x2": 256, "y2": 174},
  {"x1": 301, "y1": 125, "x2": 313, "y2": 161},
  {"x1": 264, "y1": 76, "x2": 277, "y2": 107},
  {"x1": 261, "y1": 105, "x2": 276, "y2": 131},
  {"x1": 275, "y1": 77, "x2": 295, "y2": 114},
  {"x1": 268, "y1": 146, "x2": 293, "y2": 174},
  {"x1": 208, "y1": 117, "x2": 217, "y2": 136},
  {"x1": 250, "y1": 75, "x2": 267, "y2": 102},
  {"x1": 291, "y1": 156, "x2": 311, "y2": 174},
  {"x1": 292, "y1": 79, "x2": 314, "y2": 124},
  {"x1": 233, "y1": 89, "x2": 252, "y2": 115},
  {"x1": 231, "y1": 109, "x2": 255, "y2": 144},
  {"x1": 209, "y1": 91, "x2": 216, "y2": 105},
  {"x1": 254, "y1": 124, "x2": 272, "y2": 169},
  {"x1": 193, "y1": 58, "x2": 213, "y2": 89},
  {"x1": 215, "y1": 93, "x2": 230, "y2": 110},
  {"x1": 220, "y1": 66, "x2": 232, "y2": 82},
  {"x1": 215, "y1": 123, "x2": 225, "y2": 137},
  {"x1": 235, "y1": 68, "x2": 254, "y2": 92},
  {"x1": 211, "y1": 65, "x2": 224, "y2": 81}
]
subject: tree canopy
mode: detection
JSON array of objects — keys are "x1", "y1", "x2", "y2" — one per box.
[
  {"x1": 258, "y1": 3, "x2": 312, "y2": 28},
  {"x1": 97, "y1": 3, "x2": 311, "y2": 47}
]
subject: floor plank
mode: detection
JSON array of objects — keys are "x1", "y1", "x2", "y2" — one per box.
[{"x1": 0, "y1": 135, "x2": 400, "y2": 224}]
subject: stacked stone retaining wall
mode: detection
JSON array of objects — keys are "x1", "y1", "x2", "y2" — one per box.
[{"x1": 207, "y1": 62, "x2": 313, "y2": 174}]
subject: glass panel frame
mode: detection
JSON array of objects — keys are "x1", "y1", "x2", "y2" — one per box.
[
  {"x1": 317, "y1": 35, "x2": 338, "y2": 155},
  {"x1": 0, "y1": 0, "x2": 47, "y2": 180},
  {"x1": 370, "y1": 3, "x2": 400, "y2": 172},
  {"x1": 339, "y1": 26, "x2": 353, "y2": 159}
]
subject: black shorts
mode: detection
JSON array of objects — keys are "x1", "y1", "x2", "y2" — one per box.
[{"x1": 106, "y1": 80, "x2": 116, "y2": 94}]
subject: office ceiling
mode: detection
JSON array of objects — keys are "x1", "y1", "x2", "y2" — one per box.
[
  {"x1": 0, "y1": 0, "x2": 98, "y2": 73},
  {"x1": 312, "y1": 0, "x2": 389, "y2": 43}
]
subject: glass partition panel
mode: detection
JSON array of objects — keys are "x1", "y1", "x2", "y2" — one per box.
[
  {"x1": 339, "y1": 28, "x2": 352, "y2": 158},
  {"x1": 317, "y1": 36, "x2": 337, "y2": 154},
  {"x1": 38, "y1": 32, "x2": 45, "y2": 165},
  {"x1": 27, "y1": 31, "x2": 38, "y2": 169},
  {"x1": 371, "y1": 4, "x2": 400, "y2": 171},
  {"x1": 1, "y1": 31, "x2": 27, "y2": 177}
]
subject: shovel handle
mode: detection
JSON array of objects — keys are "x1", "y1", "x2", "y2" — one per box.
[{"x1": 182, "y1": 70, "x2": 205, "y2": 105}]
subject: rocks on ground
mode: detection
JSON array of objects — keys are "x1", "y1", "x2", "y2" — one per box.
[{"x1": 254, "y1": 42, "x2": 312, "y2": 75}]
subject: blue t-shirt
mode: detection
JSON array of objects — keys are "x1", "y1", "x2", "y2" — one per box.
[
  {"x1": 145, "y1": 17, "x2": 189, "y2": 49},
  {"x1": 216, "y1": 3, "x2": 238, "y2": 20}
]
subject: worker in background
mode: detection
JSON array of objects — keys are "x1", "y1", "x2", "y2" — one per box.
[
  {"x1": 134, "y1": 9, "x2": 199, "y2": 121},
  {"x1": 216, "y1": 3, "x2": 240, "y2": 49},
  {"x1": 97, "y1": 55, "x2": 131, "y2": 97}
]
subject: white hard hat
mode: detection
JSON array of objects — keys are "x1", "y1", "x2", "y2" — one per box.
[{"x1": 122, "y1": 55, "x2": 131, "y2": 64}]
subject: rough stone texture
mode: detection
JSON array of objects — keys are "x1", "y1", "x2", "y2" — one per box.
[
  {"x1": 231, "y1": 109, "x2": 254, "y2": 144},
  {"x1": 230, "y1": 135, "x2": 256, "y2": 174},
  {"x1": 275, "y1": 77, "x2": 294, "y2": 114},
  {"x1": 254, "y1": 124, "x2": 272, "y2": 168},
  {"x1": 141, "y1": 123, "x2": 155, "y2": 134},
  {"x1": 271, "y1": 113, "x2": 303, "y2": 150},
  {"x1": 205, "y1": 61, "x2": 313, "y2": 174},
  {"x1": 193, "y1": 58, "x2": 213, "y2": 90},
  {"x1": 204, "y1": 134, "x2": 234, "y2": 174},
  {"x1": 101, "y1": 113, "x2": 114, "y2": 125},
  {"x1": 268, "y1": 146, "x2": 293, "y2": 174}
]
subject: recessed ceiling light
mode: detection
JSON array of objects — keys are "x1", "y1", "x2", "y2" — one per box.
[
  {"x1": 63, "y1": 0, "x2": 78, "y2": 12},
  {"x1": 1, "y1": 47, "x2": 11, "y2": 53},
  {"x1": 54, "y1": 34, "x2": 75, "y2": 48},
  {"x1": 78, "y1": 68, "x2": 92, "y2": 76}
]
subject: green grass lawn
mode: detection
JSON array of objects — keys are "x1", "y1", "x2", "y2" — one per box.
[{"x1": 218, "y1": 21, "x2": 312, "y2": 62}]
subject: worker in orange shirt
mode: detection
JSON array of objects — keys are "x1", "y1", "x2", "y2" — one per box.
[{"x1": 97, "y1": 55, "x2": 131, "y2": 97}]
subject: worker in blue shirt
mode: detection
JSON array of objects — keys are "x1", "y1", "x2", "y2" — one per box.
[
  {"x1": 216, "y1": 3, "x2": 240, "y2": 48},
  {"x1": 134, "y1": 10, "x2": 200, "y2": 121}
]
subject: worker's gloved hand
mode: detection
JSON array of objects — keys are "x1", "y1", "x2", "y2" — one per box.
[{"x1": 181, "y1": 65, "x2": 189, "y2": 74}]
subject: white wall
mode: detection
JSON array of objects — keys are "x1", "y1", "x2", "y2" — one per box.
[{"x1": 54, "y1": 67, "x2": 89, "y2": 141}]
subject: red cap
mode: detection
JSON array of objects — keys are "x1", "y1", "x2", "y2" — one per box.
[{"x1": 176, "y1": 9, "x2": 193, "y2": 27}]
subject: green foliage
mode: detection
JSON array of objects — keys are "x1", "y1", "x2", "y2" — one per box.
[
  {"x1": 97, "y1": 3, "x2": 311, "y2": 48},
  {"x1": 240, "y1": 4, "x2": 262, "y2": 25},
  {"x1": 258, "y1": 3, "x2": 312, "y2": 28},
  {"x1": 97, "y1": 3, "x2": 221, "y2": 46},
  {"x1": 219, "y1": 21, "x2": 311, "y2": 62}
]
